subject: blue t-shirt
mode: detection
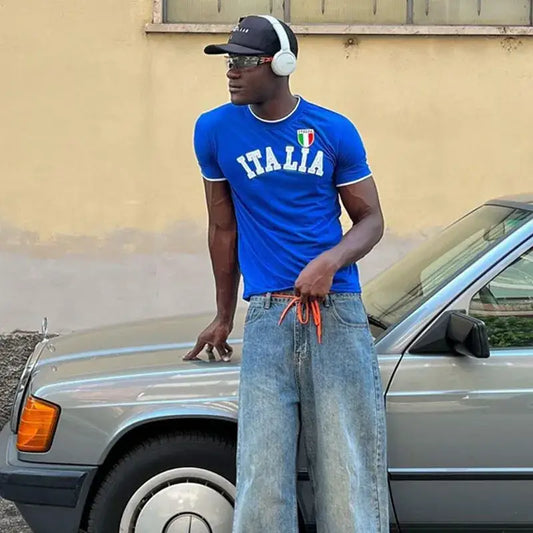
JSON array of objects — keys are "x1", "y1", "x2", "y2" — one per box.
[{"x1": 194, "y1": 97, "x2": 372, "y2": 300}]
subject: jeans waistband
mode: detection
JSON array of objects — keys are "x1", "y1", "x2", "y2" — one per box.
[
  {"x1": 249, "y1": 292, "x2": 361, "y2": 309},
  {"x1": 252, "y1": 292, "x2": 329, "y2": 309}
]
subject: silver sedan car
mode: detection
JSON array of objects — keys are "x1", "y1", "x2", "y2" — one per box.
[{"x1": 1, "y1": 195, "x2": 532, "y2": 533}]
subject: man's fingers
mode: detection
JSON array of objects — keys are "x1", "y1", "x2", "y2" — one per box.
[
  {"x1": 183, "y1": 339, "x2": 206, "y2": 361},
  {"x1": 215, "y1": 343, "x2": 233, "y2": 362},
  {"x1": 296, "y1": 283, "x2": 312, "y2": 304},
  {"x1": 206, "y1": 344, "x2": 216, "y2": 362},
  {"x1": 183, "y1": 339, "x2": 233, "y2": 363},
  {"x1": 299, "y1": 292, "x2": 309, "y2": 305},
  {"x1": 222, "y1": 343, "x2": 233, "y2": 362}
]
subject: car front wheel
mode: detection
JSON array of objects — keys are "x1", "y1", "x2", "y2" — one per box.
[{"x1": 87, "y1": 431, "x2": 236, "y2": 533}]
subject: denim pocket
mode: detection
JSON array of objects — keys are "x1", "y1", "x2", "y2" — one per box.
[
  {"x1": 244, "y1": 303, "x2": 266, "y2": 326},
  {"x1": 330, "y1": 295, "x2": 368, "y2": 328}
]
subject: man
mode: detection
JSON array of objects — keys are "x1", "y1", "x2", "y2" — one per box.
[{"x1": 185, "y1": 14, "x2": 388, "y2": 532}]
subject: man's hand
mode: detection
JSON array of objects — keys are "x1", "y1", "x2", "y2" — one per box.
[
  {"x1": 294, "y1": 253, "x2": 337, "y2": 303},
  {"x1": 183, "y1": 317, "x2": 233, "y2": 362}
]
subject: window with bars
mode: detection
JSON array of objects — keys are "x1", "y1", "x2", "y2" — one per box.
[{"x1": 163, "y1": 0, "x2": 533, "y2": 26}]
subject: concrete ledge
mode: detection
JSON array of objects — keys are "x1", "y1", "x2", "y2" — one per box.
[{"x1": 145, "y1": 23, "x2": 533, "y2": 36}]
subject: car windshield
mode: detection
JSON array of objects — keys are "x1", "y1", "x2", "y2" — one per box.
[{"x1": 363, "y1": 204, "x2": 532, "y2": 332}]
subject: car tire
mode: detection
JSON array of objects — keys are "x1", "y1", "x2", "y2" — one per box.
[{"x1": 86, "y1": 430, "x2": 236, "y2": 533}]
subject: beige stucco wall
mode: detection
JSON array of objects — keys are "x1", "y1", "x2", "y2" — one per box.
[
  {"x1": 1, "y1": 0, "x2": 531, "y2": 244},
  {"x1": 0, "y1": 0, "x2": 531, "y2": 331}
]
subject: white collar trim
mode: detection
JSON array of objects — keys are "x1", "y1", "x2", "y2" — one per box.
[{"x1": 248, "y1": 96, "x2": 301, "y2": 123}]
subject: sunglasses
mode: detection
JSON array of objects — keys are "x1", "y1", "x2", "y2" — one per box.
[{"x1": 225, "y1": 55, "x2": 273, "y2": 70}]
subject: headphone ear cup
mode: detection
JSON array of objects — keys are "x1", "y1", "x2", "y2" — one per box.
[{"x1": 271, "y1": 50, "x2": 297, "y2": 77}]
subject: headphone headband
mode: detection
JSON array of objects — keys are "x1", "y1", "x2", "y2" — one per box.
[
  {"x1": 257, "y1": 15, "x2": 296, "y2": 76},
  {"x1": 259, "y1": 15, "x2": 291, "y2": 55}
]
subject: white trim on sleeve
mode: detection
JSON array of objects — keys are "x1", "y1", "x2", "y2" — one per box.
[
  {"x1": 336, "y1": 173, "x2": 373, "y2": 188},
  {"x1": 202, "y1": 175, "x2": 227, "y2": 182}
]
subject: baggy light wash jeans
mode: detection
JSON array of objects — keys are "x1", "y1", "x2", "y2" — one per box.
[{"x1": 232, "y1": 292, "x2": 388, "y2": 533}]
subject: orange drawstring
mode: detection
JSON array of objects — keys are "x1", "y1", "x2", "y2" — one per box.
[{"x1": 274, "y1": 293, "x2": 323, "y2": 344}]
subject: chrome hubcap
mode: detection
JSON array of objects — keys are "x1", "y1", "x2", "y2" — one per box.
[
  {"x1": 119, "y1": 468, "x2": 235, "y2": 533},
  {"x1": 165, "y1": 514, "x2": 210, "y2": 533}
]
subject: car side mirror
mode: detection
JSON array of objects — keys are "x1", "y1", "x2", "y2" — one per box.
[{"x1": 411, "y1": 310, "x2": 490, "y2": 359}]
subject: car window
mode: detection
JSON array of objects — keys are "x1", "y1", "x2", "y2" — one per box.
[
  {"x1": 469, "y1": 248, "x2": 533, "y2": 349},
  {"x1": 363, "y1": 205, "x2": 532, "y2": 331}
]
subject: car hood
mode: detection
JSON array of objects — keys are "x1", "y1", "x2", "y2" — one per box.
[{"x1": 32, "y1": 310, "x2": 247, "y2": 385}]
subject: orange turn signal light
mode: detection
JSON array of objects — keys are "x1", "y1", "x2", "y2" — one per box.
[{"x1": 17, "y1": 396, "x2": 60, "y2": 453}]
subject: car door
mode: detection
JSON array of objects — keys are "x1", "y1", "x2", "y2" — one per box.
[{"x1": 387, "y1": 239, "x2": 533, "y2": 531}]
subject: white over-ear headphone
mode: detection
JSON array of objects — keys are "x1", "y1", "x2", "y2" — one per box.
[{"x1": 259, "y1": 15, "x2": 297, "y2": 77}]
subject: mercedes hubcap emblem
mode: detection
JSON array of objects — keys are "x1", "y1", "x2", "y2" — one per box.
[{"x1": 165, "y1": 513, "x2": 211, "y2": 533}]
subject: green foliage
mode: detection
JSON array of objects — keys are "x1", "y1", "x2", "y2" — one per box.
[{"x1": 473, "y1": 315, "x2": 533, "y2": 348}]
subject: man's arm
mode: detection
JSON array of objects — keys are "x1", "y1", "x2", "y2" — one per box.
[
  {"x1": 294, "y1": 177, "x2": 384, "y2": 301},
  {"x1": 205, "y1": 180, "x2": 240, "y2": 323},
  {"x1": 184, "y1": 180, "x2": 240, "y2": 361},
  {"x1": 329, "y1": 177, "x2": 384, "y2": 268}
]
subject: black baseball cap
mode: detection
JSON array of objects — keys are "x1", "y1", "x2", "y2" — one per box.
[{"x1": 204, "y1": 15, "x2": 298, "y2": 57}]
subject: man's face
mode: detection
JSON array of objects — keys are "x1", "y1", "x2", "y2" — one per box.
[{"x1": 225, "y1": 55, "x2": 277, "y2": 106}]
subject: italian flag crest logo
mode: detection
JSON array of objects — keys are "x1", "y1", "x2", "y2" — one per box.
[{"x1": 297, "y1": 129, "x2": 315, "y2": 148}]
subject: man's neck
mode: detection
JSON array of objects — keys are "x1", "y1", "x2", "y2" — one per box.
[{"x1": 250, "y1": 92, "x2": 299, "y2": 121}]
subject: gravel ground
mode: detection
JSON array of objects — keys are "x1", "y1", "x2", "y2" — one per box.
[
  {"x1": 0, "y1": 331, "x2": 45, "y2": 533},
  {"x1": 0, "y1": 497, "x2": 30, "y2": 533}
]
